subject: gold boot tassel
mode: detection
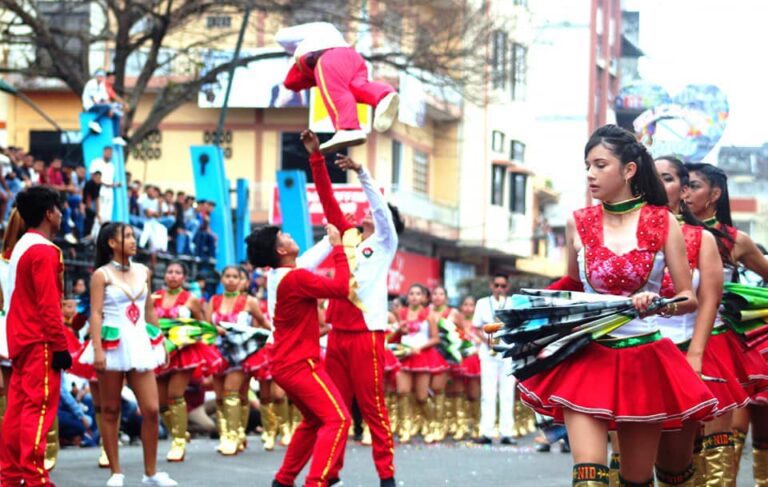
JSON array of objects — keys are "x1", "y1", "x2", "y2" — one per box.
[
  {"x1": 44, "y1": 417, "x2": 59, "y2": 471},
  {"x1": 218, "y1": 393, "x2": 241, "y2": 455},
  {"x1": 452, "y1": 396, "x2": 468, "y2": 441},
  {"x1": 432, "y1": 393, "x2": 446, "y2": 442},
  {"x1": 470, "y1": 399, "x2": 481, "y2": 439},
  {"x1": 754, "y1": 447, "x2": 768, "y2": 487},
  {"x1": 290, "y1": 403, "x2": 302, "y2": 436},
  {"x1": 608, "y1": 453, "x2": 620, "y2": 487},
  {"x1": 445, "y1": 395, "x2": 457, "y2": 437},
  {"x1": 733, "y1": 430, "x2": 746, "y2": 479},
  {"x1": 260, "y1": 402, "x2": 277, "y2": 451},
  {"x1": 397, "y1": 394, "x2": 413, "y2": 444},
  {"x1": 215, "y1": 401, "x2": 226, "y2": 453},
  {"x1": 573, "y1": 463, "x2": 610, "y2": 486},
  {"x1": 239, "y1": 401, "x2": 250, "y2": 452},
  {"x1": 702, "y1": 432, "x2": 735, "y2": 487},
  {"x1": 275, "y1": 400, "x2": 292, "y2": 447},
  {"x1": 166, "y1": 397, "x2": 187, "y2": 462},
  {"x1": 421, "y1": 397, "x2": 436, "y2": 444}
]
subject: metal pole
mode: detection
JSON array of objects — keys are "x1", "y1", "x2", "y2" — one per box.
[{"x1": 214, "y1": 8, "x2": 251, "y2": 147}]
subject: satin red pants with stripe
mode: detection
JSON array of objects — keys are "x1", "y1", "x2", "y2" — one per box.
[
  {"x1": 314, "y1": 47, "x2": 394, "y2": 131},
  {"x1": 325, "y1": 330, "x2": 395, "y2": 480},
  {"x1": 0, "y1": 343, "x2": 61, "y2": 487},
  {"x1": 274, "y1": 359, "x2": 351, "y2": 487}
]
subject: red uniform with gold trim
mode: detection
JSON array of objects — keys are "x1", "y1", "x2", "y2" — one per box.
[
  {"x1": 1, "y1": 230, "x2": 67, "y2": 486},
  {"x1": 270, "y1": 247, "x2": 352, "y2": 487}
]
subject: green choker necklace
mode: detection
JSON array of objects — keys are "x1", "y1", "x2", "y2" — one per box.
[
  {"x1": 703, "y1": 216, "x2": 718, "y2": 227},
  {"x1": 675, "y1": 213, "x2": 685, "y2": 223},
  {"x1": 166, "y1": 287, "x2": 182, "y2": 295},
  {"x1": 602, "y1": 196, "x2": 646, "y2": 215},
  {"x1": 224, "y1": 291, "x2": 240, "y2": 298}
]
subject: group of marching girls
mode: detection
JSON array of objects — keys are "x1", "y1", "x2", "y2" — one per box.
[{"x1": 483, "y1": 124, "x2": 768, "y2": 487}]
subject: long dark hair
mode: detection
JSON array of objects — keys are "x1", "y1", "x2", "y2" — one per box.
[
  {"x1": 656, "y1": 156, "x2": 734, "y2": 265},
  {"x1": 585, "y1": 125, "x2": 668, "y2": 206},
  {"x1": 95, "y1": 223, "x2": 128, "y2": 269},
  {"x1": 685, "y1": 162, "x2": 733, "y2": 226}
]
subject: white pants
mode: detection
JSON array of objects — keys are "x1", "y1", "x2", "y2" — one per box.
[
  {"x1": 99, "y1": 189, "x2": 114, "y2": 223},
  {"x1": 479, "y1": 344, "x2": 516, "y2": 438}
]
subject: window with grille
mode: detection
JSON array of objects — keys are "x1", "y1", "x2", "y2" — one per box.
[
  {"x1": 491, "y1": 164, "x2": 506, "y2": 206},
  {"x1": 207, "y1": 15, "x2": 232, "y2": 28},
  {"x1": 492, "y1": 130, "x2": 506, "y2": 153},
  {"x1": 509, "y1": 173, "x2": 527, "y2": 214},
  {"x1": 511, "y1": 43, "x2": 527, "y2": 101},
  {"x1": 413, "y1": 150, "x2": 429, "y2": 194},
  {"x1": 510, "y1": 140, "x2": 526, "y2": 163},
  {"x1": 491, "y1": 30, "x2": 509, "y2": 89}
]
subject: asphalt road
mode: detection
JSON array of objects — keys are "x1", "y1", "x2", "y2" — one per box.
[{"x1": 51, "y1": 435, "x2": 756, "y2": 486}]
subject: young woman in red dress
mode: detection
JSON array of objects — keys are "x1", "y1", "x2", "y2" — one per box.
[
  {"x1": 154, "y1": 261, "x2": 222, "y2": 462},
  {"x1": 429, "y1": 286, "x2": 455, "y2": 442},
  {"x1": 685, "y1": 162, "x2": 768, "y2": 482},
  {"x1": 395, "y1": 284, "x2": 448, "y2": 443},
  {"x1": 207, "y1": 265, "x2": 269, "y2": 456},
  {"x1": 518, "y1": 125, "x2": 716, "y2": 486},
  {"x1": 451, "y1": 295, "x2": 481, "y2": 441}
]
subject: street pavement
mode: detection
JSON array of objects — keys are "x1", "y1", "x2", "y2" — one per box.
[{"x1": 51, "y1": 435, "x2": 756, "y2": 486}]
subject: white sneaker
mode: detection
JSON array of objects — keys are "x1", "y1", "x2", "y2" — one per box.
[
  {"x1": 142, "y1": 472, "x2": 178, "y2": 486},
  {"x1": 319, "y1": 130, "x2": 367, "y2": 154},
  {"x1": 64, "y1": 233, "x2": 78, "y2": 245},
  {"x1": 106, "y1": 473, "x2": 125, "y2": 487},
  {"x1": 89, "y1": 121, "x2": 102, "y2": 134},
  {"x1": 112, "y1": 137, "x2": 127, "y2": 146},
  {"x1": 373, "y1": 92, "x2": 399, "y2": 132}
]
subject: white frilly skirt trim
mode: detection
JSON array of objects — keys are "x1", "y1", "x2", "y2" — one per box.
[{"x1": 80, "y1": 322, "x2": 166, "y2": 372}]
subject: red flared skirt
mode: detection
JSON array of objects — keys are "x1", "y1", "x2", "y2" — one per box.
[
  {"x1": 706, "y1": 330, "x2": 768, "y2": 398},
  {"x1": 400, "y1": 347, "x2": 449, "y2": 374},
  {"x1": 243, "y1": 345, "x2": 273, "y2": 381},
  {"x1": 519, "y1": 336, "x2": 717, "y2": 430},
  {"x1": 156, "y1": 342, "x2": 223, "y2": 376},
  {"x1": 458, "y1": 354, "x2": 481, "y2": 378},
  {"x1": 383, "y1": 348, "x2": 401, "y2": 374},
  {"x1": 70, "y1": 340, "x2": 97, "y2": 382}
]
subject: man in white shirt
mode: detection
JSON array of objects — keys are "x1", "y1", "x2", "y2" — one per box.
[
  {"x1": 472, "y1": 273, "x2": 516, "y2": 445},
  {"x1": 88, "y1": 146, "x2": 118, "y2": 224},
  {"x1": 81, "y1": 69, "x2": 126, "y2": 146}
]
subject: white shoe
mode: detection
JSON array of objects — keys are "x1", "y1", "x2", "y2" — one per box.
[
  {"x1": 112, "y1": 137, "x2": 127, "y2": 146},
  {"x1": 319, "y1": 130, "x2": 367, "y2": 154},
  {"x1": 373, "y1": 92, "x2": 399, "y2": 132},
  {"x1": 106, "y1": 473, "x2": 125, "y2": 487},
  {"x1": 142, "y1": 472, "x2": 178, "y2": 486},
  {"x1": 64, "y1": 233, "x2": 78, "y2": 245},
  {"x1": 89, "y1": 121, "x2": 102, "y2": 134}
]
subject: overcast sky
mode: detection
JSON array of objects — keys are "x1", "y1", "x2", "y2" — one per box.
[{"x1": 627, "y1": 0, "x2": 767, "y2": 148}]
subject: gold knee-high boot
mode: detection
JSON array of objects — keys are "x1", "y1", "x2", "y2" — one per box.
[
  {"x1": 692, "y1": 437, "x2": 707, "y2": 487},
  {"x1": 44, "y1": 417, "x2": 59, "y2": 471},
  {"x1": 397, "y1": 394, "x2": 413, "y2": 443},
  {"x1": 275, "y1": 400, "x2": 292, "y2": 447},
  {"x1": 215, "y1": 400, "x2": 226, "y2": 453},
  {"x1": 421, "y1": 397, "x2": 436, "y2": 444},
  {"x1": 445, "y1": 395, "x2": 457, "y2": 437},
  {"x1": 238, "y1": 401, "x2": 250, "y2": 452},
  {"x1": 573, "y1": 463, "x2": 610, "y2": 486},
  {"x1": 290, "y1": 403, "x2": 302, "y2": 435},
  {"x1": 452, "y1": 396, "x2": 468, "y2": 441},
  {"x1": 95, "y1": 408, "x2": 110, "y2": 468},
  {"x1": 361, "y1": 422, "x2": 372, "y2": 446},
  {"x1": 166, "y1": 397, "x2": 187, "y2": 462},
  {"x1": 608, "y1": 453, "x2": 620, "y2": 487},
  {"x1": 218, "y1": 393, "x2": 241, "y2": 455},
  {"x1": 469, "y1": 399, "x2": 480, "y2": 439},
  {"x1": 754, "y1": 447, "x2": 768, "y2": 487},
  {"x1": 260, "y1": 402, "x2": 277, "y2": 451},
  {"x1": 702, "y1": 432, "x2": 735, "y2": 486},
  {"x1": 732, "y1": 430, "x2": 746, "y2": 479},
  {"x1": 656, "y1": 464, "x2": 696, "y2": 487},
  {"x1": 432, "y1": 393, "x2": 446, "y2": 442},
  {"x1": 386, "y1": 392, "x2": 398, "y2": 434}
]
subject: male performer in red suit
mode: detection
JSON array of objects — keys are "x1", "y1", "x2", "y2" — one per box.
[
  {"x1": 301, "y1": 130, "x2": 401, "y2": 487},
  {"x1": 0, "y1": 186, "x2": 72, "y2": 487},
  {"x1": 247, "y1": 223, "x2": 351, "y2": 487},
  {"x1": 276, "y1": 22, "x2": 399, "y2": 154}
]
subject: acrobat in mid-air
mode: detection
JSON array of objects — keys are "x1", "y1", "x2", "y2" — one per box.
[{"x1": 277, "y1": 22, "x2": 400, "y2": 154}]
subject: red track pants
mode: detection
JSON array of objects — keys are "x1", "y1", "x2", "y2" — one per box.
[
  {"x1": 325, "y1": 330, "x2": 395, "y2": 480},
  {"x1": 274, "y1": 358, "x2": 351, "y2": 487},
  {"x1": 0, "y1": 343, "x2": 61, "y2": 487},
  {"x1": 315, "y1": 47, "x2": 395, "y2": 131}
]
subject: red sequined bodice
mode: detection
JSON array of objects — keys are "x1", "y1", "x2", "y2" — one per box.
[
  {"x1": 211, "y1": 294, "x2": 248, "y2": 325},
  {"x1": 574, "y1": 204, "x2": 669, "y2": 296},
  {"x1": 154, "y1": 289, "x2": 191, "y2": 319},
  {"x1": 660, "y1": 224, "x2": 702, "y2": 298}
]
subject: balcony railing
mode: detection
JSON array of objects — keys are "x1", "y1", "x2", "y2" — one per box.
[{"x1": 391, "y1": 190, "x2": 459, "y2": 228}]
